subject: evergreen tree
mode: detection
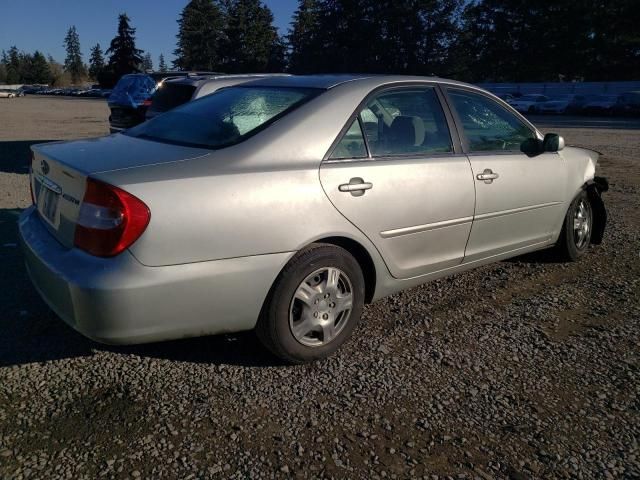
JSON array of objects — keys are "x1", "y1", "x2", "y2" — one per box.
[
  {"x1": 17, "y1": 52, "x2": 34, "y2": 83},
  {"x1": 220, "y1": 0, "x2": 284, "y2": 72},
  {"x1": 174, "y1": 0, "x2": 225, "y2": 70},
  {"x1": 158, "y1": 53, "x2": 167, "y2": 72},
  {"x1": 6, "y1": 46, "x2": 20, "y2": 84},
  {"x1": 588, "y1": 0, "x2": 640, "y2": 80},
  {"x1": 88, "y1": 43, "x2": 105, "y2": 80},
  {"x1": 106, "y1": 13, "x2": 144, "y2": 82},
  {"x1": 64, "y1": 25, "x2": 86, "y2": 84},
  {"x1": 30, "y1": 51, "x2": 51, "y2": 84},
  {"x1": 287, "y1": 0, "x2": 461, "y2": 75},
  {"x1": 142, "y1": 52, "x2": 154, "y2": 71},
  {"x1": 287, "y1": 0, "x2": 320, "y2": 73}
]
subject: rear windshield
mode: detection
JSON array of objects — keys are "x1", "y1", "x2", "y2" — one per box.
[
  {"x1": 150, "y1": 83, "x2": 197, "y2": 112},
  {"x1": 125, "y1": 86, "x2": 321, "y2": 149}
]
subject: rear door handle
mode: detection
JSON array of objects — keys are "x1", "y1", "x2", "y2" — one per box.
[
  {"x1": 476, "y1": 169, "x2": 499, "y2": 184},
  {"x1": 339, "y1": 178, "x2": 373, "y2": 196}
]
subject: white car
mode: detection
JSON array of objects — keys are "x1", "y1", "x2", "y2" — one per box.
[
  {"x1": 508, "y1": 94, "x2": 550, "y2": 113},
  {"x1": 0, "y1": 89, "x2": 17, "y2": 98},
  {"x1": 538, "y1": 95, "x2": 589, "y2": 114}
]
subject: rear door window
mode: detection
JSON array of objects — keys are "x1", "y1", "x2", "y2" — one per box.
[{"x1": 360, "y1": 88, "x2": 453, "y2": 157}]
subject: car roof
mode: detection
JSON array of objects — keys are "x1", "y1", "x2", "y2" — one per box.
[
  {"x1": 163, "y1": 73, "x2": 290, "y2": 87},
  {"x1": 241, "y1": 74, "x2": 477, "y2": 90}
]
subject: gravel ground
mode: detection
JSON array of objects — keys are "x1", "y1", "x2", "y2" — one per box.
[{"x1": 0, "y1": 97, "x2": 638, "y2": 479}]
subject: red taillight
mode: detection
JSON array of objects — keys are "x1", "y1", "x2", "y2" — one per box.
[
  {"x1": 74, "y1": 178, "x2": 150, "y2": 257},
  {"x1": 142, "y1": 99, "x2": 152, "y2": 107}
]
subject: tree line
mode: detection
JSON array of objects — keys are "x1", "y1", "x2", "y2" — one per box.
[
  {"x1": 0, "y1": 13, "x2": 164, "y2": 87},
  {"x1": 287, "y1": 0, "x2": 639, "y2": 81},
  {"x1": 1, "y1": 0, "x2": 638, "y2": 87}
]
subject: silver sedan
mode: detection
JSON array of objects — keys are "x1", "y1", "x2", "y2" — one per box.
[{"x1": 19, "y1": 75, "x2": 608, "y2": 363}]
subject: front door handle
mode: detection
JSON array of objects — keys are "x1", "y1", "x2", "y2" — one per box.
[
  {"x1": 339, "y1": 178, "x2": 373, "y2": 197},
  {"x1": 476, "y1": 168, "x2": 499, "y2": 184}
]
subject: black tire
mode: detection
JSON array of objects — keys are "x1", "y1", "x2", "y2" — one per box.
[
  {"x1": 556, "y1": 190, "x2": 593, "y2": 261},
  {"x1": 256, "y1": 243, "x2": 365, "y2": 364}
]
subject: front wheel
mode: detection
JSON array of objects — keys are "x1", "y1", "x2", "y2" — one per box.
[
  {"x1": 556, "y1": 190, "x2": 592, "y2": 261},
  {"x1": 256, "y1": 244, "x2": 365, "y2": 363}
]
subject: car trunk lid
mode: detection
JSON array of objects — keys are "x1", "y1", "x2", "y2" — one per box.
[{"x1": 30, "y1": 135, "x2": 209, "y2": 248}]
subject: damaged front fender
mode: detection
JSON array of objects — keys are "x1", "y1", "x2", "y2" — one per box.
[{"x1": 586, "y1": 176, "x2": 608, "y2": 245}]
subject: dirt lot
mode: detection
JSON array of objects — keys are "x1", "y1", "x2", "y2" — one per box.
[{"x1": 0, "y1": 96, "x2": 638, "y2": 479}]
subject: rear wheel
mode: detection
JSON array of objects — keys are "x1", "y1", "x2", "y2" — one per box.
[
  {"x1": 256, "y1": 244, "x2": 365, "y2": 363},
  {"x1": 557, "y1": 190, "x2": 592, "y2": 261}
]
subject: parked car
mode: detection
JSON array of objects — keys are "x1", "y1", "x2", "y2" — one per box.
[
  {"x1": 537, "y1": 94, "x2": 592, "y2": 114},
  {"x1": 20, "y1": 75, "x2": 608, "y2": 363},
  {"x1": 581, "y1": 94, "x2": 620, "y2": 115},
  {"x1": 108, "y1": 71, "x2": 222, "y2": 133},
  {"x1": 613, "y1": 91, "x2": 640, "y2": 117},
  {"x1": 507, "y1": 94, "x2": 550, "y2": 113},
  {"x1": 0, "y1": 89, "x2": 17, "y2": 98},
  {"x1": 145, "y1": 74, "x2": 291, "y2": 120}
]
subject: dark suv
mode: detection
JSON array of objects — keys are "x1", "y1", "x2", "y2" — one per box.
[{"x1": 108, "y1": 71, "x2": 220, "y2": 133}]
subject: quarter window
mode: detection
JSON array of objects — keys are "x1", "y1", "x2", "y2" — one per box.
[
  {"x1": 448, "y1": 89, "x2": 536, "y2": 152},
  {"x1": 330, "y1": 119, "x2": 368, "y2": 159}
]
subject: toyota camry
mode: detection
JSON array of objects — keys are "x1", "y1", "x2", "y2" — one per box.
[{"x1": 19, "y1": 75, "x2": 608, "y2": 363}]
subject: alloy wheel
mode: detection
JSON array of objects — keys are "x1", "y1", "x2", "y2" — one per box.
[{"x1": 289, "y1": 267, "x2": 354, "y2": 347}]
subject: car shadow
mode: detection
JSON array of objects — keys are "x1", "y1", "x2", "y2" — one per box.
[
  {"x1": 0, "y1": 208, "x2": 283, "y2": 368},
  {"x1": 0, "y1": 140, "x2": 56, "y2": 174},
  {"x1": 505, "y1": 247, "x2": 564, "y2": 265}
]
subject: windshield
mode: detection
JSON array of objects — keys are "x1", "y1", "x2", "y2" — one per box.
[
  {"x1": 109, "y1": 74, "x2": 157, "y2": 107},
  {"x1": 126, "y1": 86, "x2": 321, "y2": 149}
]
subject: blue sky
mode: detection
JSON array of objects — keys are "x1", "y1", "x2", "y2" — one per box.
[{"x1": 0, "y1": 0, "x2": 298, "y2": 66}]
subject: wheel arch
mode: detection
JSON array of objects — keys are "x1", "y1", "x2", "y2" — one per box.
[
  {"x1": 263, "y1": 235, "x2": 379, "y2": 311},
  {"x1": 311, "y1": 236, "x2": 377, "y2": 304},
  {"x1": 584, "y1": 177, "x2": 608, "y2": 245}
]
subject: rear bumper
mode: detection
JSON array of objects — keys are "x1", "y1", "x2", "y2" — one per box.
[
  {"x1": 108, "y1": 105, "x2": 147, "y2": 133},
  {"x1": 19, "y1": 206, "x2": 293, "y2": 345}
]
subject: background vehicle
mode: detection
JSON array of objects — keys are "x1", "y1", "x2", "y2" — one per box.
[
  {"x1": 145, "y1": 74, "x2": 290, "y2": 120},
  {"x1": 581, "y1": 94, "x2": 620, "y2": 115},
  {"x1": 496, "y1": 93, "x2": 515, "y2": 102},
  {"x1": 537, "y1": 94, "x2": 591, "y2": 114},
  {"x1": 613, "y1": 91, "x2": 640, "y2": 116},
  {"x1": 507, "y1": 94, "x2": 550, "y2": 113},
  {"x1": 108, "y1": 71, "x2": 221, "y2": 133},
  {"x1": 0, "y1": 89, "x2": 17, "y2": 98},
  {"x1": 20, "y1": 75, "x2": 607, "y2": 363}
]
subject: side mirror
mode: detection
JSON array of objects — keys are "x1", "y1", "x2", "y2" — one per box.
[
  {"x1": 543, "y1": 133, "x2": 565, "y2": 152},
  {"x1": 520, "y1": 138, "x2": 544, "y2": 156}
]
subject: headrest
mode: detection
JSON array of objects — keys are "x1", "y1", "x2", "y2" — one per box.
[{"x1": 389, "y1": 115, "x2": 426, "y2": 148}]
